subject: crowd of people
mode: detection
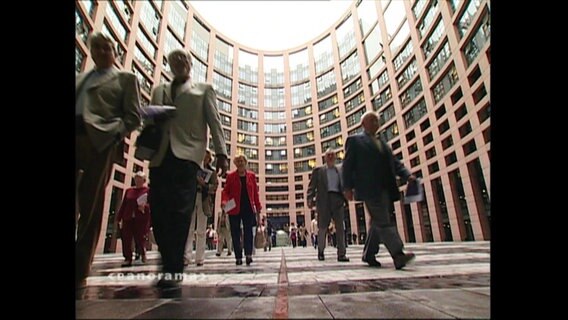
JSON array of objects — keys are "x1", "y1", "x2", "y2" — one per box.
[{"x1": 76, "y1": 31, "x2": 417, "y2": 294}]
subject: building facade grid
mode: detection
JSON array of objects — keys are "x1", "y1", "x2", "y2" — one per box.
[{"x1": 75, "y1": 0, "x2": 490, "y2": 253}]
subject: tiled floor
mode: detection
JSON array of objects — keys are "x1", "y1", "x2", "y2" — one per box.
[{"x1": 76, "y1": 241, "x2": 490, "y2": 319}]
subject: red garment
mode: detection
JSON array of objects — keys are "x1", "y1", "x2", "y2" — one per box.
[
  {"x1": 116, "y1": 186, "x2": 151, "y2": 260},
  {"x1": 116, "y1": 186, "x2": 150, "y2": 221},
  {"x1": 221, "y1": 170, "x2": 262, "y2": 215}
]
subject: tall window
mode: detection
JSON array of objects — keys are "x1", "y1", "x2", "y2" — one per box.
[
  {"x1": 458, "y1": 0, "x2": 483, "y2": 38},
  {"x1": 291, "y1": 82, "x2": 312, "y2": 106},
  {"x1": 264, "y1": 55, "x2": 284, "y2": 86},
  {"x1": 390, "y1": 21, "x2": 410, "y2": 54},
  {"x1": 105, "y1": 3, "x2": 128, "y2": 42},
  {"x1": 384, "y1": 0, "x2": 406, "y2": 39},
  {"x1": 422, "y1": 19, "x2": 445, "y2": 59},
  {"x1": 316, "y1": 70, "x2": 337, "y2": 98},
  {"x1": 168, "y1": 0, "x2": 187, "y2": 39},
  {"x1": 336, "y1": 15, "x2": 356, "y2": 58},
  {"x1": 289, "y1": 49, "x2": 310, "y2": 82},
  {"x1": 238, "y1": 50, "x2": 258, "y2": 84},
  {"x1": 313, "y1": 36, "x2": 333, "y2": 73},
  {"x1": 417, "y1": 0, "x2": 439, "y2": 39},
  {"x1": 340, "y1": 52, "x2": 361, "y2": 83},
  {"x1": 237, "y1": 83, "x2": 258, "y2": 107},
  {"x1": 76, "y1": 47, "x2": 85, "y2": 73},
  {"x1": 139, "y1": 1, "x2": 160, "y2": 41},
  {"x1": 214, "y1": 37, "x2": 233, "y2": 75},
  {"x1": 357, "y1": 0, "x2": 378, "y2": 36},
  {"x1": 134, "y1": 45, "x2": 155, "y2": 77},
  {"x1": 363, "y1": 25, "x2": 383, "y2": 64},
  {"x1": 191, "y1": 55, "x2": 207, "y2": 83},
  {"x1": 191, "y1": 18, "x2": 210, "y2": 61},
  {"x1": 463, "y1": 9, "x2": 490, "y2": 65},
  {"x1": 76, "y1": 9, "x2": 91, "y2": 44},
  {"x1": 212, "y1": 72, "x2": 232, "y2": 99},
  {"x1": 265, "y1": 88, "x2": 285, "y2": 108},
  {"x1": 137, "y1": 28, "x2": 156, "y2": 59}
]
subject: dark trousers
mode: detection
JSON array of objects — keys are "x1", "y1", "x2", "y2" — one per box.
[
  {"x1": 229, "y1": 211, "x2": 254, "y2": 259},
  {"x1": 121, "y1": 217, "x2": 149, "y2": 261},
  {"x1": 362, "y1": 193, "x2": 404, "y2": 261},
  {"x1": 75, "y1": 134, "x2": 116, "y2": 287},
  {"x1": 149, "y1": 148, "x2": 199, "y2": 277},
  {"x1": 317, "y1": 193, "x2": 346, "y2": 257}
]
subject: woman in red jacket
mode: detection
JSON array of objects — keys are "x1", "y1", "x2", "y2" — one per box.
[
  {"x1": 116, "y1": 171, "x2": 151, "y2": 266},
  {"x1": 221, "y1": 154, "x2": 262, "y2": 266}
]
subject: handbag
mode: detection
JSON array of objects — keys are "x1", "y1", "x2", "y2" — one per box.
[
  {"x1": 135, "y1": 123, "x2": 162, "y2": 160},
  {"x1": 202, "y1": 194, "x2": 213, "y2": 217},
  {"x1": 254, "y1": 226, "x2": 266, "y2": 249}
]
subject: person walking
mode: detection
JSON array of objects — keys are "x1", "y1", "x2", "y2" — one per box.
[
  {"x1": 76, "y1": 32, "x2": 142, "y2": 291},
  {"x1": 147, "y1": 49, "x2": 228, "y2": 288},
  {"x1": 342, "y1": 111, "x2": 416, "y2": 270},
  {"x1": 307, "y1": 149, "x2": 349, "y2": 262},
  {"x1": 116, "y1": 171, "x2": 150, "y2": 266},
  {"x1": 221, "y1": 154, "x2": 262, "y2": 266},
  {"x1": 184, "y1": 149, "x2": 219, "y2": 266},
  {"x1": 216, "y1": 209, "x2": 232, "y2": 256}
]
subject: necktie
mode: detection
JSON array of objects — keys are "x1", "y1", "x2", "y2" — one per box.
[{"x1": 374, "y1": 134, "x2": 384, "y2": 153}]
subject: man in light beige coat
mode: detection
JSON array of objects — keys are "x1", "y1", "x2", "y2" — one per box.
[
  {"x1": 216, "y1": 209, "x2": 232, "y2": 256},
  {"x1": 146, "y1": 49, "x2": 228, "y2": 288},
  {"x1": 76, "y1": 32, "x2": 142, "y2": 291}
]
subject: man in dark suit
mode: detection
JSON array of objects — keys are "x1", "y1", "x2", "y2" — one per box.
[
  {"x1": 75, "y1": 32, "x2": 142, "y2": 290},
  {"x1": 307, "y1": 149, "x2": 350, "y2": 262},
  {"x1": 147, "y1": 49, "x2": 228, "y2": 288},
  {"x1": 342, "y1": 111, "x2": 416, "y2": 270}
]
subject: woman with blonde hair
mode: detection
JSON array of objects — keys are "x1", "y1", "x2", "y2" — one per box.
[{"x1": 221, "y1": 154, "x2": 262, "y2": 266}]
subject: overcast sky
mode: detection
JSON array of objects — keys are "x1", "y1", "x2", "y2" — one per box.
[{"x1": 188, "y1": 1, "x2": 353, "y2": 51}]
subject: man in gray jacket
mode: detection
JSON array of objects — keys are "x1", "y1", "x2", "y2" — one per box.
[
  {"x1": 307, "y1": 149, "x2": 349, "y2": 262},
  {"x1": 342, "y1": 111, "x2": 415, "y2": 270},
  {"x1": 76, "y1": 32, "x2": 142, "y2": 290}
]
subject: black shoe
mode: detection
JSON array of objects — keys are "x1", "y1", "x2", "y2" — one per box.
[
  {"x1": 362, "y1": 256, "x2": 382, "y2": 267},
  {"x1": 337, "y1": 256, "x2": 350, "y2": 262},
  {"x1": 135, "y1": 253, "x2": 141, "y2": 261},
  {"x1": 246, "y1": 256, "x2": 253, "y2": 265},
  {"x1": 215, "y1": 253, "x2": 221, "y2": 257},
  {"x1": 236, "y1": 259, "x2": 243, "y2": 265},
  {"x1": 227, "y1": 252, "x2": 232, "y2": 256},
  {"x1": 394, "y1": 252, "x2": 416, "y2": 270},
  {"x1": 158, "y1": 286, "x2": 181, "y2": 298},
  {"x1": 318, "y1": 253, "x2": 325, "y2": 261},
  {"x1": 156, "y1": 278, "x2": 182, "y2": 288}
]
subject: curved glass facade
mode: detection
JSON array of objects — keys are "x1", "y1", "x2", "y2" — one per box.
[{"x1": 76, "y1": 0, "x2": 490, "y2": 253}]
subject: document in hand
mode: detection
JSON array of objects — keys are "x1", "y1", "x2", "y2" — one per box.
[
  {"x1": 223, "y1": 198, "x2": 236, "y2": 212},
  {"x1": 137, "y1": 193, "x2": 148, "y2": 206},
  {"x1": 197, "y1": 168, "x2": 213, "y2": 183},
  {"x1": 404, "y1": 178, "x2": 424, "y2": 203},
  {"x1": 142, "y1": 105, "x2": 177, "y2": 119}
]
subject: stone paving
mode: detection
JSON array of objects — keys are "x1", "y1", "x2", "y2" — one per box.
[{"x1": 76, "y1": 241, "x2": 490, "y2": 319}]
